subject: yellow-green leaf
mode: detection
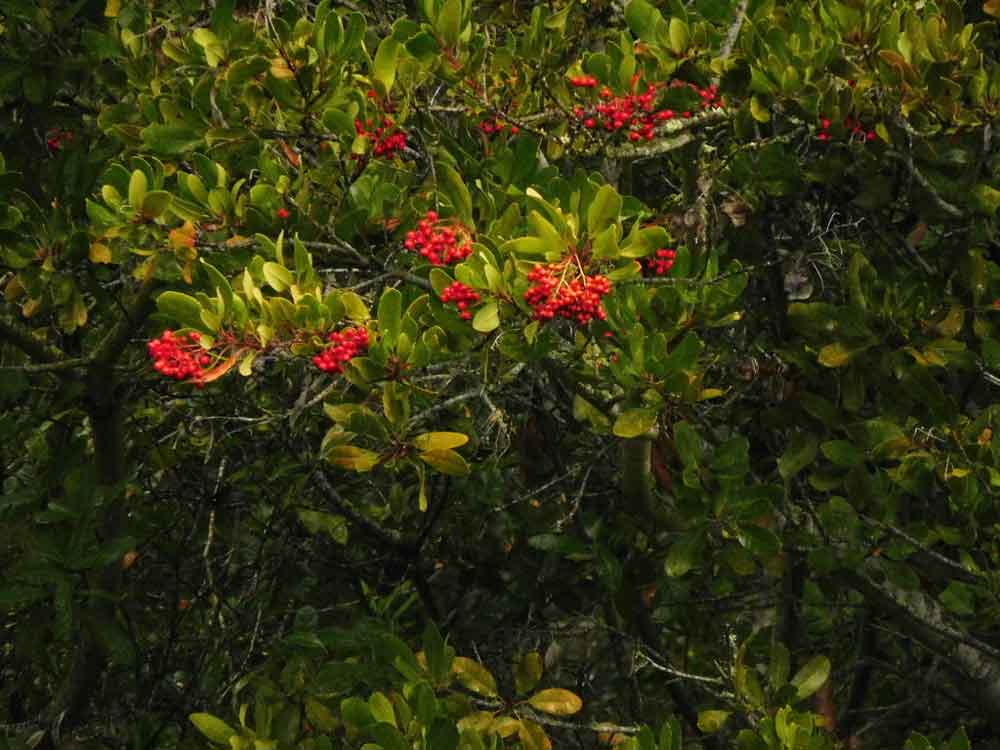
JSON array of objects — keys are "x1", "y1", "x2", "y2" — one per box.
[
  {"x1": 527, "y1": 688, "x2": 583, "y2": 716},
  {"x1": 452, "y1": 656, "x2": 499, "y2": 697},
  {"x1": 612, "y1": 408, "x2": 658, "y2": 438},
  {"x1": 515, "y1": 652, "x2": 543, "y2": 694},
  {"x1": 472, "y1": 302, "x2": 499, "y2": 332},
  {"x1": 518, "y1": 719, "x2": 552, "y2": 750},
  {"x1": 419, "y1": 449, "x2": 470, "y2": 476},
  {"x1": 697, "y1": 710, "x2": 730, "y2": 733},
  {"x1": 327, "y1": 445, "x2": 380, "y2": 472},
  {"x1": 817, "y1": 342, "x2": 851, "y2": 368},
  {"x1": 750, "y1": 96, "x2": 771, "y2": 122},
  {"x1": 89, "y1": 242, "x2": 112, "y2": 264},
  {"x1": 190, "y1": 713, "x2": 237, "y2": 744},
  {"x1": 790, "y1": 655, "x2": 831, "y2": 701},
  {"x1": 412, "y1": 432, "x2": 469, "y2": 451}
]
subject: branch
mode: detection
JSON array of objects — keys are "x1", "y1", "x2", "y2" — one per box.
[
  {"x1": 315, "y1": 469, "x2": 412, "y2": 550},
  {"x1": 628, "y1": 258, "x2": 784, "y2": 287},
  {"x1": 885, "y1": 149, "x2": 963, "y2": 218},
  {"x1": 0, "y1": 310, "x2": 69, "y2": 365},
  {"x1": 844, "y1": 561, "x2": 1000, "y2": 730},
  {"x1": 92, "y1": 261, "x2": 160, "y2": 365},
  {"x1": 717, "y1": 0, "x2": 749, "y2": 65},
  {"x1": 605, "y1": 109, "x2": 731, "y2": 160},
  {"x1": 515, "y1": 708, "x2": 643, "y2": 736}
]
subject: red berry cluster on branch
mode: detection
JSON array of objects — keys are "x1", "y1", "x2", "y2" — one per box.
[
  {"x1": 147, "y1": 330, "x2": 211, "y2": 387},
  {"x1": 312, "y1": 326, "x2": 370, "y2": 373},
  {"x1": 574, "y1": 83, "x2": 669, "y2": 140},
  {"x1": 817, "y1": 114, "x2": 876, "y2": 143},
  {"x1": 478, "y1": 119, "x2": 518, "y2": 136},
  {"x1": 403, "y1": 211, "x2": 474, "y2": 266},
  {"x1": 695, "y1": 83, "x2": 720, "y2": 109},
  {"x1": 524, "y1": 262, "x2": 612, "y2": 325},
  {"x1": 354, "y1": 117, "x2": 407, "y2": 159},
  {"x1": 645, "y1": 248, "x2": 677, "y2": 275},
  {"x1": 46, "y1": 128, "x2": 74, "y2": 152},
  {"x1": 439, "y1": 281, "x2": 481, "y2": 320}
]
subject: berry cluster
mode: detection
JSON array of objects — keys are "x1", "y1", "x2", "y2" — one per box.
[
  {"x1": 664, "y1": 79, "x2": 719, "y2": 111},
  {"x1": 694, "y1": 83, "x2": 720, "y2": 109},
  {"x1": 403, "y1": 211, "x2": 474, "y2": 266},
  {"x1": 354, "y1": 117, "x2": 407, "y2": 159},
  {"x1": 46, "y1": 128, "x2": 74, "y2": 152},
  {"x1": 646, "y1": 248, "x2": 677, "y2": 276},
  {"x1": 439, "y1": 281, "x2": 481, "y2": 320},
  {"x1": 147, "y1": 330, "x2": 210, "y2": 387},
  {"x1": 574, "y1": 83, "x2": 672, "y2": 141},
  {"x1": 524, "y1": 263, "x2": 612, "y2": 325},
  {"x1": 479, "y1": 119, "x2": 519, "y2": 136},
  {"x1": 312, "y1": 326, "x2": 370, "y2": 374},
  {"x1": 817, "y1": 115, "x2": 876, "y2": 143}
]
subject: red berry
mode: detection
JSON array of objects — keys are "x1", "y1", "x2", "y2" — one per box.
[{"x1": 277, "y1": 208, "x2": 290, "y2": 219}]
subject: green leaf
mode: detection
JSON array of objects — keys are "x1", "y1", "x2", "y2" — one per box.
[
  {"x1": 472, "y1": 302, "x2": 499, "y2": 332},
  {"x1": 662, "y1": 332, "x2": 702, "y2": 373},
  {"x1": 141, "y1": 190, "x2": 172, "y2": 219},
  {"x1": 613, "y1": 408, "x2": 657, "y2": 438},
  {"x1": 659, "y1": 718, "x2": 682, "y2": 750},
  {"x1": 225, "y1": 55, "x2": 269, "y2": 85},
  {"x1": 437, "y1": 0, "x2": 463, "y2": 48},
  {"x1": 820, "y1": 440, "x2": 864, "y2": 467},
  {"x1": 340, "y1": 697, "x2": 375, "y2": 728},
  {"x1": 369, "y1": 692, "x2": 396, "y2": 726},
  {"x1": 624, "y1": 0, "x2": 664, "y2": 42},
  {"x1": 673, "y1": 421, "x2": 702, "y2": 467},
  {"x1": 370, "y1": 724, "x2": 408, "y2": 750},
  {"x1": 372, "y1": 36, "x2": 401, "y2": 94},
  {"x1": 438, "y1": 162, "x2": 473, "y2": 225},
  {"x1": 378, "y1": 287, "x2": 403, "y2": 346},
  {"x1": 904, "y1": 734, "x2": 934, "y2": 750},
  {"x1": 515, "y1": 652, "x2": 543, "y2": 694},
  {"x1": 527, "y1": 688, "x2": 583, "y2": 716},
  {"x1": 190, "y1": 714, "x2": 237, "y2": 744},
  {"x1": 406, "y1": 30, "x2": 440, "y2": 61},
  {"x1": 452, "y1": 657, "x2": 499, "y2": 697},
  {"x1": 665, "y1": 530, "x2": 704, "y2": 577},
  {"x1": 419, "y1": 449, "x2": 470, "y2": 476},
  {"x1": 263, "y1": 262, "x2": 294, "y2": 292},
  {"x1": 297, "y1": 509, "x2": 348, "y2": 544},
  {"x1": 778, "y1": 432, "x2": 818, "y2": 481},
  {"x1": 668, "y1": 17, "x2": 689, "y2": 55},
  {"x1": 157, "y1": 291, "x2": 209, "y2": 332},
  {"x1": 192, "y1": 27, "x2": 225, "y2": 67},
  {"x1": 789, "y1": 655, "x2": 830, "y2": 701},
  {"x1": 128, "y1": 169, "x2": 147, "y2": 211},
  {"x1": 769, "y1": 642, "x2": 790, "y2": 689},
  {"x1": 502, "y1": 237, "x2": 551, "y2": 256},
  {"x1": 587, "y1": 184, "x2": 622, "y2": 237},
  {"x1": 141, "y1": 124, "x2": 203, "y2": 155}
]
